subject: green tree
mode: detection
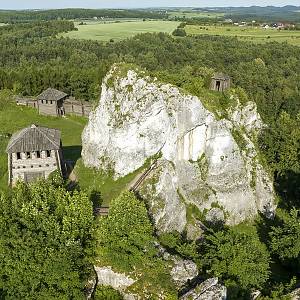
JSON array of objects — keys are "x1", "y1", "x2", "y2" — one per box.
[
  {"x1": 94, "y1": 286, "x2": 123, "y2": 300},
  {"x1": 0, "y1": 178, "x2": 95, "y2": 299},
  {"x1": 200, "y1": 227, "x2": 270, "y2": 291},
  {"x1": 270, "y1": 209, "x2": 300, "y2": 265},
  {"x1": 97, "y1": 191, "x2": 155, "y2": 272},
  {"x1": 172, "y1": 28, "x2": 187, "y2": 37}
]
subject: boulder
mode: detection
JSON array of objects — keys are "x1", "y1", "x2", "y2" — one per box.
[
  {"x1": 180, "y1": 278, "x2": 227, "y2": 300},
  {"x1": 171, "y1": 259, "x2": 199, "y2": 288},
  {"x1": 94, "y1": 266, "x2": 136, "y2": 291}
]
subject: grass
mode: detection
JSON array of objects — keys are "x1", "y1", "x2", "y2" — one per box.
[
  {"x1": 168, "y1": 11, "x2": 224, "y2": 19},
  {"x1": 61, "y1": 20, "x2": 180, "y2": 41},
  {"x1": 185, "y1": 25, "x2": 300, "y2": 46},
  {"x1": 0, "y1": 103, "x2": 87, "y2": 190},
  {"x1": 0, "y1": 101, "x2": 146, "y2": 205},
  {"x1": 74, "y1": 159, "x2": 148, "y2": 206}
]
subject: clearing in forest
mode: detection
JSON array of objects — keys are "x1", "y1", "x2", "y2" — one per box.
[
  {"x1": 168, "y1": 10, "x2": 224, "y2": 19},
  {"x1": 185, "y1": 25, "x2": 300, "y2": 46},
  {"x1": 61, "y1": 20, "x2": 180, "y2": 41}
]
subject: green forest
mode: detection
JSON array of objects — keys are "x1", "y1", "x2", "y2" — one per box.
[{"x1": 0, "y1": 17, "x2": 299, "y2": 299}]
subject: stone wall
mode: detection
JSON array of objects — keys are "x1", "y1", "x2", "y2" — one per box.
[{"x1": 9, "y1": 149, "x2": 62, "y2": 185}]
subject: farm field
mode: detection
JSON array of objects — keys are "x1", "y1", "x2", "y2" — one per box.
[
  {"x1": 168, "y1": 10, "x2": 224, "y2": 19},
  {"x1": 185, "y1": 25, "x2": 300, "y2": 46},
  {"x1": 61, "y1": 20, "x2": 180, "y2": 41}
]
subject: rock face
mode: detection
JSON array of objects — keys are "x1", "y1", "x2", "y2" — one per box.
[
  {"x1": 82, "y1": 64, "x2": 276, "y2": 231},
  {"x1": 180, "y1": 278, "x2": 227, "y2": 300},
  {"x1": 94, "y1": 266, "x2": 138, "y2": 300},
  {"x1": 94, "y1": 266, "x2": 136, "y2": 291}
]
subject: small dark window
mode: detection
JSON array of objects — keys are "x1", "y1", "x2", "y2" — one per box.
[
  {"x1": 46, "y1": 164, "x2": 49, "y2": 167},
  {"x1": 50, "y1": 101, "x2": 53, "y2": 104},
  {"x1": 17, "y1": 152, "x2": 21, "y2": 160},
  {"x1": 39, "y1": 165, "x2": 42, "y2": 167},
  {"x1": 216, "y1": 80, "x2": 221, "y2": 91},
  {"x1": 46, "y1": 150, "x2": 51, "y2": 158},
  {"x1": 17, "y1": 166, "x2": 20, "y2": 169},
  {"x1": 23, "y1": 166, "x2": 26, "y2": 169},
  {"x1": 36, "y1": 151, "x2": 41, "y2": 158},
  {"x1": 31, "y1": 166, "x2": 34, "y2": 168},
  {"x1": 26, "y1": 152, "x2": 31, "y2": 159},
  {"x1": 53, "y1": 163, "x2": 56, "y2": 166},
  {"x1": 41, "y1": 100, "x2": 44, "y2": 104}
]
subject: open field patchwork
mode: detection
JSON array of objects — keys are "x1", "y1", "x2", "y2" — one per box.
[
  {"x1": 185, "y1": 25, "x2": 300, "y2": 46},
  {"x1": 62, "y1": 20, "x2": 180, "y2": 41}
]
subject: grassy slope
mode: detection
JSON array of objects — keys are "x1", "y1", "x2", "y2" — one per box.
[
  {"x1": 74, "y1": 160, "x2": 145, "y2": 206},
  {"x1": 0, "y1": 103, "x2": 140, "y2": 204},
  {"x1": 62, "y1": 20, "x2": 180, "y2": 41},
  {"x1": 0, "y1": 103, "x2": 87, "y2": 190},
  {"x1": 186, "y1": 25, "x2": 300, "y2": 46}
]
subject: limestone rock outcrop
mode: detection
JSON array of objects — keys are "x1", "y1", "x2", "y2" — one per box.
[
  {"x1": 94, "y1": 266, "x2": 138, "y2": 299},
  {"x1": 82, "y1": 64, "x2": 276, "y2": 231},
  {"x1": 180, "y1": 278, "x2": 227, "y2": 300}
]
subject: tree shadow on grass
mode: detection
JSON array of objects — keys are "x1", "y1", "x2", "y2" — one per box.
[{"x1": 63, "y1": 145, "x2": 82, "y2": 164}]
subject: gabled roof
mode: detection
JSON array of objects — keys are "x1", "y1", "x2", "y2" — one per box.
[
  {"x1": 37, "y1": 88, "x2": 68, "y2": 101},
  {"x1": 212, "y1": 73, "x2": 231, "y2": 80},
  {"x1": 6, "y1": 125, "x2": 61, "y2": 153}
]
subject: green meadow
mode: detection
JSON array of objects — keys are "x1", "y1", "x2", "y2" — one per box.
[
  {"x1": 0, "y1": 102, "x2": 137, "y2": 203},
  {"x1": 168, "y1": 11, "x2": 224, "y2": 19},
  {"x1": 61, "y1": 20, "x2": 180, "y2": 41},
  {"x1": 185, "y1": 25, "x2": 300, "y2": 46},
  {"x1": 0, "y1": 103, "x2": 87, "y2": 189}
]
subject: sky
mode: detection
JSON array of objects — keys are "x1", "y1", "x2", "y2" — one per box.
[{"x1": 0, "y1": 0, "x2": 299, "y2": 10}]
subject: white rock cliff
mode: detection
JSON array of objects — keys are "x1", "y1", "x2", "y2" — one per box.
[{"x1": 82, "y1": 65, "x2": 276, "y2": 231}]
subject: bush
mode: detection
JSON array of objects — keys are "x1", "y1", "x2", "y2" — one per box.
[
  {"x1": 94, "y1": 286, "x2": 123, "y2": 300},
  {"x1": 200, "y1": 227, "x2": 270, "y2": 291},
  {"x1": 172, "y1": 28, "x2": 187, "y2": 37}
]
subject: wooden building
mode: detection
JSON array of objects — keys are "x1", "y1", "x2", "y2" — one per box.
[
  {"x1": 15, "y1": 88, "x2": 92, "y2": 117},
  {"x1": 64, "y1": 98, "x2": 93, "y2": 117},
  {"x1": 210, "y1": 73, "x2": 231, "y2": 92},
  {"x1": 6, "y1": 124, "x2": 64, "y2": 186},
  {"x1": 16, "y1": 97, "x2": 38, "y2": 108},
  {"x1": 37, "y1": 88, "x2": 68, "y2": 116}
]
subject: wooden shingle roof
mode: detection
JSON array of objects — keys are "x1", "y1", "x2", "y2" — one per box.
[
  {"x1": 37, "y1": 88, "x2": 68, "y2": 101},
  {"x1": 212, "y1": 73, "x2": 231, "y2": 80},
  {"x1": 6, "y1": 125, "x2": 61, "y2": 153}
]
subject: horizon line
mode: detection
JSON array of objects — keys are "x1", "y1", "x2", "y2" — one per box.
[{"x1": 1, "y1": 5, "x2": 300, "y2": 11}]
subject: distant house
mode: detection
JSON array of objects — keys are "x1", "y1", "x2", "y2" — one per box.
[
  {"x1": 6, "y1": 124, "x2": 64, "y2": 186},
  {"x1": 210, "y1": 73, "x2": 231, "y2": 92},
  {"x1": 15, "y1": 88, "x2": 92, "y2": 117},
  {"x1": 37, "y1": 88, "x2": 68, "y2": 117}
]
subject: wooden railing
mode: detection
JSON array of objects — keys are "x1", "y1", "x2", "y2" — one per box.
[{"x1": 129, "y1": 160, "x2": 159, "y2": 192}]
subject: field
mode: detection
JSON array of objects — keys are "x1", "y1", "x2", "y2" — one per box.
[
  {"x1": 168, "y1": 11, "x2": 224, "y2": 19},
  {"x1": 61, "y1": 20, "x2": 180, "y2": 41},
  {"x1": 185, "y1": 25, "x2": 300, "y2": 46}
]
